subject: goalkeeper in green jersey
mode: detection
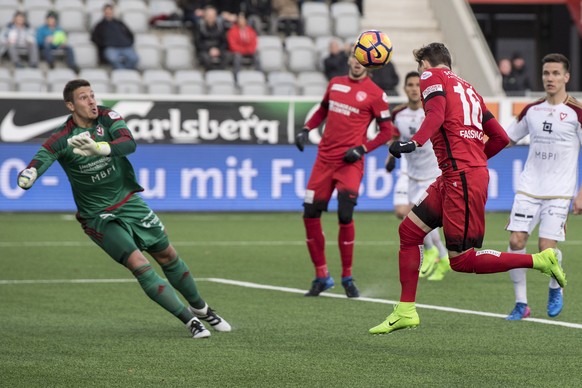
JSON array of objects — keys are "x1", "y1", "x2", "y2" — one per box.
[{"x1": 17, "y1": 79, "x2": 230, "y2": 339}]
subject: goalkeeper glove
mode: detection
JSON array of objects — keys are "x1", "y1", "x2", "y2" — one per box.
[
  {"x1": 343, "y1": 145, "x2": 366, "y2": 163},
  {"x1": 18, "y1": 167, "x2": 37, "y2": 190},
  {"x1": 389, "y1": 141, "x2": 416, "y2": 158},
  {"x1": 295, "y1": 128, "x2": 309, "y2": 152},
  {"x1": 385, "y1": 156, "x2": 396, "y2": 172},
  {"x1": 68, "y1": 133, "x2": 111, "y2": 157}
]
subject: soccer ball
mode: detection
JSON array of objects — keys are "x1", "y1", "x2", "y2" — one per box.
[{"x1": 353, "y1": 30, "x2": 393, "y2": 69}]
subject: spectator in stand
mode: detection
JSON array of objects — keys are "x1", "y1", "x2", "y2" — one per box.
[
  {"x1": 216, "y1": 0, "x2": 240, "y2": 29},
  {"x1": 323, "y1": 39, "x2": 348, "y2": 80},
  {"x1": 36, "y1": 11, "x2": 79, "y2": 73},
  {"x1": 176, "y1": 0, "x2": 212, "y2": 27},
  {"x1": 370, "y1": 61, "x2": 400, "y2": 96},
  {"x1": 195, "y1": 5, "x2": 230, "y2": 70},
  {"x1": 498, "y1": 57, "x2": 519, "y2": 94},
  {"x1": 0, "y1": 11, "x2": 39, "y2": 68},
  {"x1": 511, "y1": 52, "x2": 532, "y2": 92},
  {"x1": 91, "y1": 3, "x2": 139, "y2": 70},
  {"x1": 227, "y1": 12, "x2": 260, "y2": 77},
  {"x1": 272, "y1": 0, "x2": 302, "y2": 36},
  {"x1": 241, "y1": 0, "x2": 272, "y2": 34}
]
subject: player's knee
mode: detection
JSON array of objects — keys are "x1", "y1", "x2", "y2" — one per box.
[
  {"x1": 509, "y1": 232, "x2": 527, "y2": 251},
  {"x1": 449, "y1": 250, "x2": 476, "y2": 273},
  {"x1": 337, "y1": 192, "x2": 356, "y2": 224},
  {"x1": 399, "y1": 217, "x2": 426, "y2": 246},
  {"x1": 303, "y1": 203, "x2": 322, "y2": 219}
]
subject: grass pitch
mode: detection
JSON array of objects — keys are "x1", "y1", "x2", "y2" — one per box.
[{"x1": 1, "y1": 212, "x2": 581, "y2": 387}]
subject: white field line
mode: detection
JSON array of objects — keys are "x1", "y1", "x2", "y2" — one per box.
[
  {"x1": 2, "y1": 240, "x2": 582, "y2": 248},
  {"x1": 1, "y1": 277, "x2": 581, "y2": 330}
]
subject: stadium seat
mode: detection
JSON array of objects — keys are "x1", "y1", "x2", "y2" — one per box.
[
  {"x1": 14, "y1": 68, "x2": 46, "y2": 92},
  {"x1": 237, "y1": 70, "x2": 268, "y2": 96},
  {"x1": 69, "y1": 42, "x2": 99, "y2": 68},
  {"x1": 303, "y1": 14, "x2": 332, "y2": 38},
  {"x1": 297, "y1": 71, "x2": 327, "y2": 96},
  {"x1": 79, "y1": 68, "x2": 111, "y2": 93},
  {"x1": 205, "y1": 70, "x2": 237, "y2": 95},
  {"x1": 143, "y1": 69, "x2": 174, "y2": 94},
  {"x1": 149, "y1": 0, "x2": 183, "y2": 28},
  {"x1": 267, "y1": 71, "x2": 297, "y2": 96},
  {"x1": 333, "y1": 15, "x2": 361, "y2": 39},
  {"x1": 330, "y1": 2, "x2": 360, "y2": 18},
  {"x1": 174, "y1": 69, "x2": 205, "y2": 95},
  {"x1": 162, "y1": 34, "x2": 194, "y2": 71},
  {"x1": 110, "y1": 69, "x2": 143, "y2": 94},
  {"x1": 46, "y1": 68, "x2": 76, "y2": 92},
  {"x1": 284, "y1": 36, "x2": 317, "y2": 73},
  {"x1": 67, "y1": 32, "x2": 91, "y2": 45},
  {"x1": 257, "y1": 36, "x2": 285, "y2": 72},
  {"x1": 24, "y1": 0, "x2": 53, "y2": 28},
  {"x1": 54, "y1": 0, "x2": 86, "y2": 32},
  {"x1": 0, "y1": 68, "x2": 14, "y2": 91},
  {"x1": 0, "y1": 2, "x2": 19, "y2": 29},
  {"x1": 120, "y1": 10, "x2": 150, "y2": 34},
  {"x1": 301, "y1": 2, "x2": 330, "y2": 17}
]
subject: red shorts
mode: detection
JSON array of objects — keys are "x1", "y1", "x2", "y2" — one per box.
[
  {"x1": 411, "y1": 167, "x2": 489, "y2": 252},
  {"x1": 304, "y1": 156, "x2": 364, "y2": 210}
]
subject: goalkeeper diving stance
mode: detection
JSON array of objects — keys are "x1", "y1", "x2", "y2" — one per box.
[{"x1": 18, "y1": 79, "x2": 230, "y2": 339}]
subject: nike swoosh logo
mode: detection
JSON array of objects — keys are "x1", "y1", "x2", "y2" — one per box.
[
  {"x1": 373, "y1": 46, "x2": 382, "y2": 59},
  {"x1": 0, "y1": 109, "x2": 69, "y2": 142},
  {"x1": 388, "y1": 318, "x2": 401, "y2": 326}
]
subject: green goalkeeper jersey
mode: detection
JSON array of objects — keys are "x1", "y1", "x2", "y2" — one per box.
[{"x1": 27, "y1": 106, "x2": 143, "y2": 218}]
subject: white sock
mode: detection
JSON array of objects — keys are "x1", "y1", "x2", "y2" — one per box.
[
  {"x1": 190, "y1": 303, "x2": 209, "y2": 316},
  {"x1": 429, "y1": 229, "x2": 448, "y2": 259},
  {"x1": 549, "y1": 248, "x2": 562, "y2": 289},
  {"x1": 508, "y1": 246, "x2": 528, "y2": 304},
  {"x1": 424, "y1": 234, "x2": 434, "y2": 250}
]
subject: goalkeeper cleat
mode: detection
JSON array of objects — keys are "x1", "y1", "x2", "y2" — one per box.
[
  {"x1": 304, "y1": 276, "x2": 334, "y2": 297},
  {"x1": 186, "y1": 317, "x2": 211, "y2": 339},
  {"x1": 547, "y1": 287, "x2": 563, "y2": 318},
  {"x1": 369, "y1": 303, "x2": 420, "y2": 334},
  {"x1": 427, "y1": 256, "x2": 450, "y2": 281},
  {"x1": 341, "y1": 276, "x2": 360, "y2": 298},
  {"x1": 532, "y1": 248, "x2": 567, "y2": 288},
  {"x1": 189, "y1": 306, "x2": 232, "y2": 332},
  {"x1": 419, "y1": 247, "x2": 438, "y2": 278},
  {"x1": 506, "y1": 302, "x2": 531, "y2": 321}
]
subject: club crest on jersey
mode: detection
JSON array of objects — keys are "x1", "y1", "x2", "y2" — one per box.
[
  {"x1": 560, "y1": 112, "x2": 567, "y2": 121},
  {"x1": 542, "y1": 121, "x2": 553, "y2": 133},
  {"x1": 96, "y1": 125, "x2": 104, "y2": 136},
  {"x1": 356, "y1": 91, "x2": 367, "y2": 102},
  {"x1": 421, "y1": 71, "x2": 432, "y2": 80}
]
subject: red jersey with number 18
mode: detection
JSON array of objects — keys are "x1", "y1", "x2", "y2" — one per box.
[{"x1": 415, "y1": 67, "x2": 489, "y2": 176}]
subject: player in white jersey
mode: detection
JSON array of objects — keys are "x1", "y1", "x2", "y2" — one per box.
[
  {"x1": 505, "y1": 53, "x2": 582, "y2": 320},
  {"x1": 385, "y1": 71, "x2": 450, "y2": 280},
  {"x1": 392, "y1": 157, "x2": 410, "y2": 219}
]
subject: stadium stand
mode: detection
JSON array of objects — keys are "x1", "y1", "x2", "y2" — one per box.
[
  {"x1": 237, "y1": 69, "x2": 268, "y2": 96},
  {"x1": 46, "y1": 67, "x2": 76, "y2": 92},
  {"x1": 111, "y1": 68, "x2": 143, "y2": 94},
  {"x1": 14, "y1": 68, "x2": 46, "y2": 92},
  {"x1": 296, "y1": 71, "x2": 327, "y2": 96},
  {"x1": 267, "y1": 70, "x2": 297, "y2": 96},
  {"x1": 54, "y1": 0, "x2": 86, "y2": 32},
  {"x1": 79, "y1": 67, "x2": 110, "y2": 93},
  {"x1": 143, "y1": 69, "x2": 174, "y2": 94},
  {"x1": 0, "y1": 67, "x2": 13, "y2": 91},
  {"x1": 205, "y1": 69, "x2": 237, "y2": 95},
  {"x1": 174, "y1": 69, "x2": 205, "y2": 95}
]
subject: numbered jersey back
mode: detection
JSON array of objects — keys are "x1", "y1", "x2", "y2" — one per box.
[{"x1": 419, "y1": 67, "x2": 489, "y2": 174}]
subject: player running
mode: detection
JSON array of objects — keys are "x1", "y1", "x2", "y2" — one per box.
[
  {"x1": 385, "y1": 71, "x2": 450, "y2": 280},
  {"x1": 295, "y1": 52, "x2": 394, "y2": 298},
  {"x1": 18, "y1": 79, "x2": 230, "y2": 339},
  {"x1": 504, "y1": 53, "x2": 582, "y2": 320},
  {"x1": 369, "y1": 43, "x2": 566, "y2": 334}
]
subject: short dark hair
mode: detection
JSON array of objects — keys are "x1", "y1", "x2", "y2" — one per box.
[
  {"x1": 542, "y1": 53, "x2": 569, "y2": 73},
  {"x1": 413, "y1": 42, "x2": 452, "y2": 69},
  {"x1": 63, "y1": 79, "x2": 91, "y2": 102},
  {"x1": 404, "y1": 71, "x2": 420, "y2": 84}
]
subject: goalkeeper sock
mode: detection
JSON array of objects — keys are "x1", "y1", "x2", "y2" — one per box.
[
  {"x1": 133, "y1": 264, "x2": 192, "y2": 323},
  {"x1": 161, "y1": 257, "x2": 205, "y2": 310}
]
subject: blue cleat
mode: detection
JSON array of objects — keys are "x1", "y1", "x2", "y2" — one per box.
[
  {"x1": 506, "y1": 302, "x2": 531, "y2": 321},
  {"x1": 547, "y1": 287, "x2": 563, "y2": 317},
  {"x1": 304, "y1": 276, "x2": 334, "y2": 296}
]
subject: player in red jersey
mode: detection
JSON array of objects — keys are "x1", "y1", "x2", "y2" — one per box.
[
  {"x1": 295, "y1": 53, "x2": 394, "y2": 298},
  {"x1": 369, "y1": 43, "x2": 567, "y2": 334}
]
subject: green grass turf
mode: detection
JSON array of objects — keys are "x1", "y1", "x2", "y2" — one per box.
[{"x1": 1, "y1": 212, "x2": 581, "y2": 387}]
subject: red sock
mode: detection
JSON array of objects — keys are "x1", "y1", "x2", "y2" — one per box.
[
  {"x1": 304, "y1": 218, "x2": 327, "y2": 278},
  {"x1": 398, "y1": 217, "x2": 427, "y2": 302},
  {"x1": 450, "y1": 249, "x2": 534, "y2": 273},
  {"x1": 338, "y1": 221, "x2": 355, "y2": 278}
]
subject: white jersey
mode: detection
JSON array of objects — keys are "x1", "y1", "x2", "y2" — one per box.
[
  {"x1": 507, "y1": 96, "x2": 582, "y2": 199},
  {"x1": 392, "y1": 104, "x2": 441, "y2": 181}
]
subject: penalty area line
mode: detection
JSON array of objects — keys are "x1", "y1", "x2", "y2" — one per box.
[{"x1": 1, "y1": 277, "x2": 581, "y2": 330}]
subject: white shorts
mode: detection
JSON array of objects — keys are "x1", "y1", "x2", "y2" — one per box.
[
  {"x1": 393, "y1": 174, "x2": 409, "y2": 206},
  {"x1": 408, "y1": 177, "x2": 435, "y2": 205},
  {"x1": 506, "y1": 193, "x2": 571, "y2": 241}
]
